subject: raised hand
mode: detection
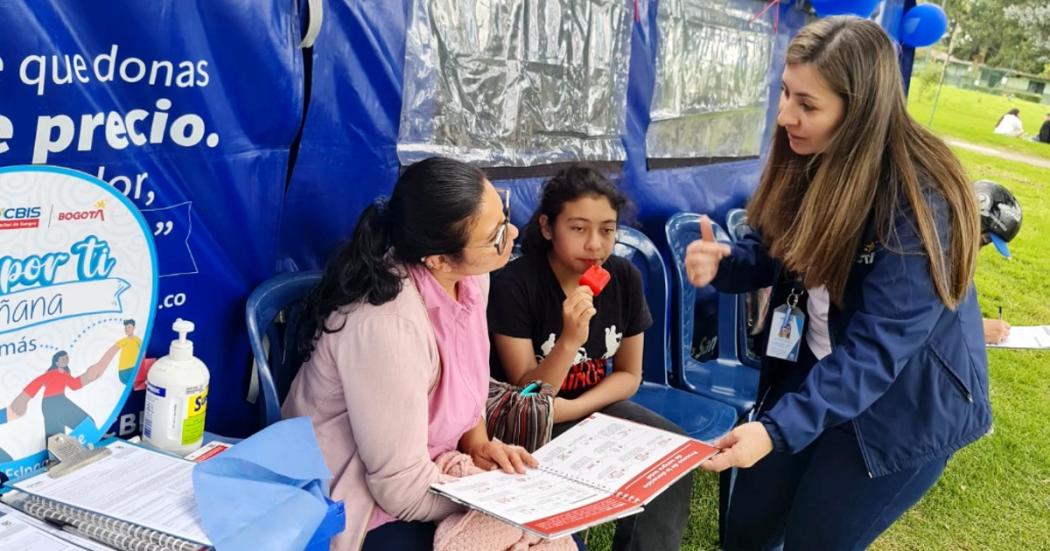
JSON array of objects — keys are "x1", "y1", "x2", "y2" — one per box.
[{"x1": 684, "y1": 215, "x2": 732, "y2": 288}]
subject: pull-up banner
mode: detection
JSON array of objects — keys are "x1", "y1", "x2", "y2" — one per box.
[
  {"x1": 0, "y1": 1, "x2": 305, "y2": 440},
  {"x1": 0, "y1": 166, "x2": 157, "y2": 480}
]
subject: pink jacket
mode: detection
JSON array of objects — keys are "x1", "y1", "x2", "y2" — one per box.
[{"x1": 282, "y1": 272, "x2": 488, "y2": 550}]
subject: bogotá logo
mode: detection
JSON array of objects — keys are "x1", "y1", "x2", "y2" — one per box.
[{"x1": 58, "y1": 200, "x2": 108, "y2": 224}]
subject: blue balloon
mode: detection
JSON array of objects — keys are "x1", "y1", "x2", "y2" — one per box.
[
  {"x1": 900, "y1": 4, "x2": 949, "y2": 47},
  {"x1": 811, "y1": 0, "x2": 880, "y2": 18}
]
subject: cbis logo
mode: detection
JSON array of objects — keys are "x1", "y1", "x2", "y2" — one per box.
[
  {"x1": 0, "y1": 206, "x2": 43, "y2": 230},
  {"x1": 57, "y1": 200, "x2": 107, "y2": 224}
]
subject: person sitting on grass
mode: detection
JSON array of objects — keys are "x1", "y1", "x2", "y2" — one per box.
[
  {"x1": 993, "y1": 108, "x2": 1025, "y2": 137},
  {"x1": 1035, "y1": 112, "x2": 1050, "y2": 144},
  {"x1": 975, "y1": 180, "x2": 1023, "y2": 345}
]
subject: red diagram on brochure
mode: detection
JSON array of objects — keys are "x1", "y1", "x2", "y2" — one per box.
[{"x1": 431, "y1": 413, "x2": 720, "y2": 540}]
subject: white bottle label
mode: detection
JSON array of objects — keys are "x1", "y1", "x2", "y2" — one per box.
[{"x1": 145, "y1": 382, "x2": 207, "y2": 446}]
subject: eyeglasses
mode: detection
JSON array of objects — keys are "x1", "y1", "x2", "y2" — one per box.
[{"x1": 468, "y1": 187, "x2": 511, "y2": 255}]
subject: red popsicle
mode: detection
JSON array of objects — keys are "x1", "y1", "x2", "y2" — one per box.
[{"x1": 579, "y1": 264, "x2": 611, "y2": 296}]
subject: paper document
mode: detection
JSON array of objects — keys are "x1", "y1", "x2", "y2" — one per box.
[
  {"x1": 0, "y1": 501, "x2": 111, "y2": 551},
  {"x1": 0, "y1": 504, "x2": 85, "y2": 551},
  {"x1": 987, "y1": 325, "x2": 1050, "y2": 349},
  {"x1": 12, "y1": 440, "x2": 211, "y2": 545},
  {"x1": 431, "y1": 413, "x2": 719, "y2": 539}
]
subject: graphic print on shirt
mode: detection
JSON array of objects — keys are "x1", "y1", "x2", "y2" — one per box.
[
  {"x1": 602, "y1": 325, "x2": 622, "y2": 359},
  {"x1": 488, "y1": 254, "x2": 653, "y2": 400},
  {"x1": 537, "y1": 325, "x2": 623, "y2": 393}
]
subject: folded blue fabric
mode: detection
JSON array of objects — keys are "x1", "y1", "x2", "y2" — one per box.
[{"x1": 193, "y1": 417, "x2": 334, "y2": 551}]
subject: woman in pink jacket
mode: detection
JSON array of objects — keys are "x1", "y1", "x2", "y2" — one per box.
[{"x1": 283, "y1": 157, "x2": 536, "y2": 550}]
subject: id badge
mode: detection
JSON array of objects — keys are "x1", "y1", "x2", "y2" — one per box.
[{"x1": 766, "y1": 290, "x2": 805, "y2": 362}]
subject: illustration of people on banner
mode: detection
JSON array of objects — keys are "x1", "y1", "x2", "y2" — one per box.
[
  {"x1": 0, "y1": 167, "x2": 156, "y2": 479},
  {"x1": 8, "y1": 343, "x2": 121, "y2": 437},
  {"x1": 115, "y1": 319, "x2": 143, "y2": 385}
]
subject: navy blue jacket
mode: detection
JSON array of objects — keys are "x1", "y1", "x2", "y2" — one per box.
[{"x1": 713, "y1": 194, "x2": 992, "y2": 477}]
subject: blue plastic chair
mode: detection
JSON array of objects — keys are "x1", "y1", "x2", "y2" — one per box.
[
  {"x1": 725, "y1": 209, "x2": 763, "y2": 369},
  {"x1": 724, "y1": 208, "x2": 749, "y2": 240},
  {"x1": 613, "y1": 227, "x2": 738, "y2": 441},
  {"x1": 245, "y1": 270, "x2": 322, "y2": 428},
  {"x1": 665, "y1": 213, "x2": 758, "y2": 415}
]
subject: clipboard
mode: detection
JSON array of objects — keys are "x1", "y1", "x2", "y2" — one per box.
[{"x1": 2, "y1": 435, "x2": 212, "y2": 551}]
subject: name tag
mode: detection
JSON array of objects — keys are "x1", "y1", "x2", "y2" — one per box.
[{"x1": 766, "y1": 290, "x2": 805, "y2": 362}]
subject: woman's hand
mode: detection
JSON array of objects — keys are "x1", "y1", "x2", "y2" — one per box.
[
  {"x1": 561, "y1": 286, "x2": 596, "y2": 348},
  {"x1": 700, "y1": 421, "x2": 774, "y2": 473},
  {"x1": 684, "y1": 216, "x2": 732, "y2": 288},
  {"x1": 469, "y1": 440, "x2": 539, "y2": 474},
  {"x1": 983, "y1": 318, "x2": 1010, "y2": 345}
]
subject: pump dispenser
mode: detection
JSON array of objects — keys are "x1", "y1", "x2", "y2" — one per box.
[{"x1": 143, "y1": 318, "x2": 210, "y2": 456}]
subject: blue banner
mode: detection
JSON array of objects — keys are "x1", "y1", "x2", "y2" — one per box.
[
  {"x1": 280, "y1": 0, "x2": 408, "y2": 270},
  {"x1": 0, "y1": 1, "x2": 305, "y2": 436}
]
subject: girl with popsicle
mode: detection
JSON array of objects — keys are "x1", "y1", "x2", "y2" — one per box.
[{"x1": 487, "y1": 164, "x2": 692, "y2": 551}]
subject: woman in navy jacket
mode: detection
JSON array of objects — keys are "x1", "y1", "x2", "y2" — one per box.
[{"x1": 685, "y1": 17, "x2": 991, "y2": 550}]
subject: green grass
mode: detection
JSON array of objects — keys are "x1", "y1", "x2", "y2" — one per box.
[
  {"x1": 907, "y1": 83, "x2": 1050, "y2": 160},
  {"x1": 584, "y1": 87, "x2": 1050, "y2": 550}
]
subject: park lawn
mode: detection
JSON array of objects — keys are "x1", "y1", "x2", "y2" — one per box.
[
  {"x1": 585, "y1": 145, "x2": 1049, "y2": 551},
  {"x1": 907, "y1": 83, "x2": 1050, "y2": 161}
]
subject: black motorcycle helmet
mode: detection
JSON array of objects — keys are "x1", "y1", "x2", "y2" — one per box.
[{"x1": 974, "y1": 180, "x2": 1022, "y2": 258}]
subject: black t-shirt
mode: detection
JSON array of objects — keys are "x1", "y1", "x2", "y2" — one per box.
[{"x1": 488, "y1": 253, "x2": 653, "y2": 399}]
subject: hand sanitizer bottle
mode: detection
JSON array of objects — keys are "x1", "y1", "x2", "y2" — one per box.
[{"x1": 143, "y1": 318, "x2": 210, "y2": 456}]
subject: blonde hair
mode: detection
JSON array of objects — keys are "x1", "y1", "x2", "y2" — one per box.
[{"x1": 748, "y1": 17, "x2": 978, "y2": 308}]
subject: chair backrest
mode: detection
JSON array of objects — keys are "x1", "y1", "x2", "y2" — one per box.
[
  {"x1": 725, "y1": 208, "x2": 763, "y2": 369},
  {"x1": 612, "y1": 226, "x2": 672, "y2": 386},
  {"x1": 725, "y1": 208, "x2": 750, "y2": 242},
  {"x1": 664, "y1": 212, "x2": 737, "y2": 367},
  {"x1": 245, "y1": 270, "x2": 322, "y2": 428},
  {"x1": 666, "y1": 212, "x2": 758, "y2": 413}
]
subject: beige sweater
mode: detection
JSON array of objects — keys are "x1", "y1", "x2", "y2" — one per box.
[{"x1": 282, "y1": 274, "x2": 486, "y2": 550}]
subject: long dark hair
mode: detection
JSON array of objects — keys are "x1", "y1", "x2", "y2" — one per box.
[
  {"x1": 995, "y1": 108, "x2": 1020, "y2": 129},
  {"x1": 298, "y1": 157, "x2": 486, "y2": 360},
  {"x1": 520, "y1": 165, "x2": 631, "y2": 255},
  {"x1": 50, "y1": 351, "x2": 68, "y2": 372}
]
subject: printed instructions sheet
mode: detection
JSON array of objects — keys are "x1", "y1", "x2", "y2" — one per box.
[
  {"x1": 531, "y1": 414, "x2": 692, "y2": 492},
  {"x1": 434, "y1": 414, "x2": 695, "y2": 524},
  {"x1": 0, "y1": 499, "x2": 112, "y2": 551},
  {"x1": 12, "y1": 441, "x2": 211, "y2": 544},
  {"x1": 0, "y1": 505, "x2": 85, "y2": 551},
  {"x1": 435, "y1": 468, "x2": 609, "y2": 525}
]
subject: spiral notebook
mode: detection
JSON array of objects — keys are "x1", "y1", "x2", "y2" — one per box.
[
  {"x1": 430, "y1": 413, "x2": 720, "y2": 540},
  {"x1": 3, "y1": 439, "x2": 212, "y2": 551}
]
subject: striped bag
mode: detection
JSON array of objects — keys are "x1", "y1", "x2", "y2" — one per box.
[{"x1": 484, "y1": 378, "x2": 555, "y2": 453}]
